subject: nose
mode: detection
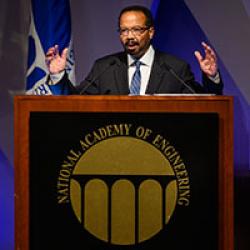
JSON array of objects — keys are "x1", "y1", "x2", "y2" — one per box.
[{"x1": 127, "y1": 30, "x2": 135, "y2": 39}]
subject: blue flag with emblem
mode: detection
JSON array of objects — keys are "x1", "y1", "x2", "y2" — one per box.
[{"x1": 26, "y1": 0, "x2": 75, "y2": 95}]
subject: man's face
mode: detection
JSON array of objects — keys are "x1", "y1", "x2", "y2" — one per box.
[{"x1": 119, "y1": 11, "x2": 154, "y2": 58}]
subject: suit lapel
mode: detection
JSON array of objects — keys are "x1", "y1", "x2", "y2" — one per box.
[
  {"x1": 146, "y1": 51, "x2": 165, "y2": 94},
  {"x1": 113, "y1": 51, "x2": 166, "y2": 94},
  {"x1": 114, "y1": 53, "x2": 130, "y2": 94}
]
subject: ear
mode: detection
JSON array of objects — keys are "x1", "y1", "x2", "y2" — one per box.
[{"x1": 149, "y1": 27, "x2": 155, "y2": 40}]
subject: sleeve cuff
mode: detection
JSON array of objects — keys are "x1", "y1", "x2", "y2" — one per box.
[
  {"x1": 49, "y1": 71, "x2": 65, "y2": 85},
  {"x1": 208, "y1": 72, "x2": 220, "y2": 84}
]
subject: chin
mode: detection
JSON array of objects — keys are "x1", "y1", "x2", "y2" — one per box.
[{"x1": 126, "y1": 49, "x2": 140, "y2": 57}]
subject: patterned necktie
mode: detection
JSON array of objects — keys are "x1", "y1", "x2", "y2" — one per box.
[{"x1": 130, "y1": 60, "x2": 141, "y2": 95}]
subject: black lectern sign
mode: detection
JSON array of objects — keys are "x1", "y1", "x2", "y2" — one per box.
[{"x1": 29, "y1": 112, "x2": 218, "y2": 250}]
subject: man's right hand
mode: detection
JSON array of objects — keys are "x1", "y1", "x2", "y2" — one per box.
[{"x1": 45, "y1": 45, "x2": 68, "y2": 74}]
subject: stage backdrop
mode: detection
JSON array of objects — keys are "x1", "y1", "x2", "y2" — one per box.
[{"x1": 0, "y1": 0, "x2": 249, "y2": 249}]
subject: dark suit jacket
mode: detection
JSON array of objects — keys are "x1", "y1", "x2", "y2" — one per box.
[{"x1": 60, "y1": 50, "x2": 223, "y2": 95}]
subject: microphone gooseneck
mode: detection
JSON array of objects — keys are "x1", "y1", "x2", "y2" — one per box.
[
  {"x1": 79, "y1": 59, "x2": 116, "y2": 94},
  {"x1": 163, "y1": 63, "x2": 196, "y2": 94}
]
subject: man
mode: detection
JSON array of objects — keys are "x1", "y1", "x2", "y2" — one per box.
[{"x1": 45, "y1": 5, "x2": 223, "y2": 95}]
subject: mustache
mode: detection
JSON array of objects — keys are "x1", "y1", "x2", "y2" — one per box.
[{"x1": 125, "y1": 40, "x2": 139, "y2": 46}]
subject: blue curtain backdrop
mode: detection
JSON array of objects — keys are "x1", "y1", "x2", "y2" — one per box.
[{"x1": 151, "y1": 0, "x2": 250, "y2": 172}]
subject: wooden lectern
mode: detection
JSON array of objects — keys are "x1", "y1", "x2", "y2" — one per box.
[{"x1": 14, "y1": 95, "x2": 233, "y2": 250}]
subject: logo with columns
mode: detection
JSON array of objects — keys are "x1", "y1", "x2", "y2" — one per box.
[{"x1": 67, "y1": 135, "x2": 190, "y2": 245}]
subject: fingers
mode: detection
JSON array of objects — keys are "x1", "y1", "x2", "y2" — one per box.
[
  {"x1": 196, "y1": 42, "x2": 218, "y2": 77},
  {"x1": 46, "y1": 47, "x2": 55, "y2": 61},
  {"x1": 45, "y1": 45, "x2": 68, "y2": 66},
  {"x1": 194, "y1": 51, "x2": 203, "y2": 63},
  {"x1": 61, "y1": 48, "x2": 68, "y2": 60},
  {"x1": 45, "y1": 45, "x2": 58, "y2": 65},
  {"x1": 201, "y1": 42, "x2": 217, "y2": 62},
  {"x1": 54, "y1": 45, "x2": 59, "y2": 57},
  {"x1": 46, "y1": 45, "x2": 58, "y2": 57}
]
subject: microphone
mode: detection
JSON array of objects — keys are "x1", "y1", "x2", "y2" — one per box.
[
  {"x1": 79, "y1": 59, "x2": 117, "y2": 94},
  {"x1": 162, "y1": 63, "x2": 196, "y2": 94}
]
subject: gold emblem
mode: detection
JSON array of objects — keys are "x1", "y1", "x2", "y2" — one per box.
[{"x1": 57, "y1": 124, "x2": 190, "y2": 245}]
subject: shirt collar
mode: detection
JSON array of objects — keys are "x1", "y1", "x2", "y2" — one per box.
[{"x1": 128, "y1": 45, "x2": 155, "y2": 67}]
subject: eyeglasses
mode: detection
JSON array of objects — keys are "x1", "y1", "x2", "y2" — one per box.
[{"x1": 118, "y1": 26, "x2": 149, "y2": 36}]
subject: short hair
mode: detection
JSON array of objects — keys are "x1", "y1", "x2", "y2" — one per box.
[{"x1": 118, "y1": 5, "x2": 154, "y2": 28}]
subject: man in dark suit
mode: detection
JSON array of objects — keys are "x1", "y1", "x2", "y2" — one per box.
[{"x1": 45, "y1": 5, "x2": 223, "y2": 95}]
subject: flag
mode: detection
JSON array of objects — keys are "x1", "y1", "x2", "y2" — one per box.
[{"x1": 26, "y1": 0, "x2": 75, "y2": 95}]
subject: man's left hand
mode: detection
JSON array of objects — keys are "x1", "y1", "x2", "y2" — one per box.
[{"x1": 194, "y1": 42, "x2": 218, "y2": 77}]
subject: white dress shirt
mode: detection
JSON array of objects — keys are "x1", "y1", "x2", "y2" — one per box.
[{"x1": 127, "y1": 45, "x2": 155, "y2": 95}]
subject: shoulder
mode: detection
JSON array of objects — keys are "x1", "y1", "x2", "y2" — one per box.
[
  {"x1": 154, "y1": 50, "x2": 189, "y2": 68},
  {"x1": 94, "y1": 51, "x2": 126, "y2": 66}
]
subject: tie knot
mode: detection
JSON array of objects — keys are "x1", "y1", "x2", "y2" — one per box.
[{"x1": 134, "y1": 60, "x2": 141, "y2": 69}]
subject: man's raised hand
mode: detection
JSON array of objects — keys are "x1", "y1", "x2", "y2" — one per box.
[
  {"x1": 45, "y1": 45, "x2": 68, "y2": 74},
  {"x1": 194, "y1": 42, "x2": 218, "y2": 78}
]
